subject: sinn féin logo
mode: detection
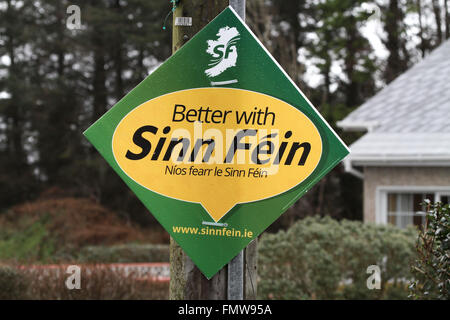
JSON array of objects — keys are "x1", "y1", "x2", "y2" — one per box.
[{"x1": 205, "y1": 26, "x2": 240, "y2": 83}]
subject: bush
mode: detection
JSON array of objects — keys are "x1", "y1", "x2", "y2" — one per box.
[
  {"x1": 409, "y1": 202, "x2": 450, "y2": 300},
  {"x1": 0, "y1": 196, "x2": 169, "y2": 264},
  {"x1": 258, "y1": 216, "x2": 417, "y2": 300},
  {"x1": 0, "y1": 266, "x2": 29, "y2": 300},
  {"x1": 24, "y1": 265, "x2": 169, "y2": 300},
  {"x1": 77, "y1": 244, "x2": 169, "y2": 263},
  {"x1": 0, "y1": 265, "x2": 168, "y2": 300},
  {"x1": 0, "y1": 215, "x2": 56, "y2": 263}
]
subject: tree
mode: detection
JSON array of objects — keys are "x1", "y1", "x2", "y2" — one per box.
[
  {"x1": 431, "y1": 0, "x2": 443, "y2": 45},
  {"x1": 0, "y1": 0, "x2": 39, "y2": 209},
  {"x1": 381, "y1": 0, "x2": 410, "y2": 83},
  {"x1": 446, "y1": 0, "x2": 450, "y2": 39},
  {"x1": 30, "y1": 0, "x2": 84, "y2": 186},
  {"x1": 416, "y1": 0, "x2": 429, "y2": 57}
]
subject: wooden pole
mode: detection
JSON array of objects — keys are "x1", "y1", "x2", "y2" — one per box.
[
  {"x1": 227, "y1": 0, "x2": 246, "y2": 301},
  {"x1": 170, "y1": 0, "x2": 229, "y2": 300},
  {"x1": 169, "y1": 0, "x2": 257, "y2": 300},
  {"x1": 244, "y1": 239, "x2": 258, "y2": 299}
]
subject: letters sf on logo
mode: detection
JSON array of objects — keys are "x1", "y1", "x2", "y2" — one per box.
[{"x1": 84, "y1": 7, "x2": 349, "y2": 278}]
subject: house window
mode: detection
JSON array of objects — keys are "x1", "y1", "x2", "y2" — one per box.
[
  {"x1": 386, "y1": 193, "x2": 433, "y2": 229},
  {"x1": 382, "y1": 190, "x2": 450, "y2": 229}
]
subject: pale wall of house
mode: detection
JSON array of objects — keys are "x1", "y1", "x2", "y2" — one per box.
[{"x1": 363, "y1": 167, "x2": 450, "y2": 223}]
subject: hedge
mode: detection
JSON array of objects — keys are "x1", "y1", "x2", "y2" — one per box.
[
  {"x1": 76, "y1": 244, "x2": 169, "y2": 263},
  {"x1": 258, "y1": 216, "x2": 417, "y2": 300},
  {"x1": 0, "y1": 265, "x2": 168, "y2": 300}
]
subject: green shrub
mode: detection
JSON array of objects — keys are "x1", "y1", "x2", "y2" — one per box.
[
  {"x1": 0, "y1": 216, "x2": 56, "y2": 263},
  {"x1": 409, "y1": 202, "x2": 450, "y2": 300},
  {"x1": 258, "y1": 216, "x2": 417, "y2": 300}
]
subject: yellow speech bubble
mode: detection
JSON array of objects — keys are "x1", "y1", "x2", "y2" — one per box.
[{"x1": 112, "y1": 88, "x2": 322, "y2": 222}]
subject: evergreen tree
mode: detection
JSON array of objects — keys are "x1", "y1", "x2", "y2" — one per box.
[
  {"x1": 381, "y1": 0, "x2": 410, "y2": 83},
  {"x1": 0, "y1": 0, "x2": 39, "y2": 209}
]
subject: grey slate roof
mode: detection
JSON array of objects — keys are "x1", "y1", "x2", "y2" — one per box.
[{"x1": 338, "y1": 39, "x2": 450, "y2": 166}]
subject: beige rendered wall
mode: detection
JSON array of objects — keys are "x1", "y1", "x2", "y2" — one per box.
[{"x1": 363, "y1": 167, "x2": 450, "y2": 223}]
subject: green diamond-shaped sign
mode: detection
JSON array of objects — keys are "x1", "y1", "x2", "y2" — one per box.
[{"x1": 84, "y1": 7, "x2": 349, "y2": 279}]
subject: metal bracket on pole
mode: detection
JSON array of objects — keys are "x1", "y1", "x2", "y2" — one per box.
[
  {"x1": 227, "y1": 0, "x2": 245, "y2": 301},
  {"x1": 229, "y1": 0, "x2": 246, "y2": 19}
]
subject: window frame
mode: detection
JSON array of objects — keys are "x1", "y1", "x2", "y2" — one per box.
[{"x1": 375, "y1": 186, "x2": 450, "y2": 225}]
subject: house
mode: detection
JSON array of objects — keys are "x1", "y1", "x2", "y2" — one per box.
[{"x1": 337, "y1": 39, "x2": 450, "y2": 229}]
